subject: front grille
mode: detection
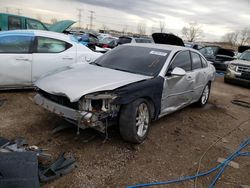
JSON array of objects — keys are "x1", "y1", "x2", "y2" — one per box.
[
  {"x1": 38, "y1": 90, "x2": 78, "y2": 110},
  {"x1": 237, "y1": 65, "x2": 250, "y2": 74}
]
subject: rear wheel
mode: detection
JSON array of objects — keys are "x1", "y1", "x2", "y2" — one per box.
[
  {"x1": 119, "y1": 98, "x2": 151, "y2": 144},
  {"x1": 196, "y1": 83, "x2": 210, "y2": 107}
]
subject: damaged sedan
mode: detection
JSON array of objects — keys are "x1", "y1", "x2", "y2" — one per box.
[{"x1": 34, "y1": 44, "x2": 216, "y2": 143}]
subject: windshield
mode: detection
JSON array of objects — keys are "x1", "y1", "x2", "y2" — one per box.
[
  {"x1": 92, "y1": 45, "x2": 170, "y2": 76},
  {"x1": 199, "y1": 46, "x2": 218, "y2": 56},
  {"x1": 239, "y1": 51, "x2": 250, "y2": 61}
]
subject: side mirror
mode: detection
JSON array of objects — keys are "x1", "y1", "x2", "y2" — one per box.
[{"x1": 171, "y1": 67, "x2": 186, "y2": 76}]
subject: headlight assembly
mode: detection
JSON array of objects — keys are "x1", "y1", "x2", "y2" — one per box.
[
  {"x1": 79, "y1": 92, "x2": 118, "y2": 112},
  {"x1": 228, "y1": 64, "x2": 237, "y2": 71}
]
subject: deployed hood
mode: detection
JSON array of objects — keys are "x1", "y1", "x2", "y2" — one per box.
[
  {"x1": 152, "y1": 33, "x2": 185, "y2": 46},
  {"x1": 238, "y1": 45, "x2": 250, "y2": 53},
  {"x1": 217, "y1": 48, "x2": 234, "y2": 57},
  {"x1": 35, "y1": 64, "x2": 152, "y2": 102},
  {"x1": 49, "y1": 20, "x2": 76, "y2": 33}
]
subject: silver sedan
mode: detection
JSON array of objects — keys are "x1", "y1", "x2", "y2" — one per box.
[{"x1": 34, "y1": 43, "x2": 216, "y2": 143}]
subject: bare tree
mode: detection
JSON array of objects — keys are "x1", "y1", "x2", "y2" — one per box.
[
  {"x1": 102, "y1": 24, "x2": 109, "y2": 33},
  {"x1": 239, "y1": 28, "x2": 250, "y2": 45},
  {"x1": 50, "y1": 18, "x2": 58, "y2": 24},
  {"x1": 182, "y1": 22, "x2": 203, "y2": 42},
  {"x1": 159, "y1": 21, "x2": 166, "y2": 33},
  {"x1": 137, "y1": 23, "x2": 146, "y2": 36},
  {"x1": 223, "y1": 32, "x2": 239, "y2": 47}
]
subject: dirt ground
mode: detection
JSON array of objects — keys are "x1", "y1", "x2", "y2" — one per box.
[{"x1": 0, "y1": 77, "x2": 249, "y2": 188}]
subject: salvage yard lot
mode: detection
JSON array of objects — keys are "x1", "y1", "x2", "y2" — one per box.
[{"x1": 0, "y1": 77, "x2": 249, "y2": 188}]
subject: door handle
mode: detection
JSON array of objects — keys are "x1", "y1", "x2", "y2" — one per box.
[
  {"x1": 16, "y1": 58, "x2": 30, "y2": 61},
  {"x1": 62, "y1": 57, "x2": 73, "y2": 60}
]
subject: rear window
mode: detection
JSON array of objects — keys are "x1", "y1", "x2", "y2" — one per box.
[
  {"x1": 36, "y1": 37, "x2": 72, "y2": 53},
  {"x1": 26, "y1": 19, "x2": 47, "y2": 30},
  {"x1": 8, "y1": 16, "x2": 22, "y2": 30},
  {"x1": 118, "y1": 37, "x2": 132, "y2": 45},
  {"x1": 135, "y1": 38, "x2": 152, "y2": 43},
  {"x1": 92, "y1": 45, "x2": 170, "y2": 76},
  {"x1": 191, "y1": 52, "x2": 202, "y2": 69}
]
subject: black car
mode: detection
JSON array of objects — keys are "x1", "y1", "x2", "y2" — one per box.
[{"x1": 199, "y1": 46, "x2": 235, "y2": 71}]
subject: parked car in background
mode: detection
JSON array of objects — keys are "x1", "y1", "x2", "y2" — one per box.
[
  {"x1": 77, "y1": 33, "x2": 99, "y2": 51},
  {"x1": 199, "y1": 46, "x2": 235, "y2": 71},
  {"x1": 184, "y1": 42, "x2": 204, "y2": 50},
  {"x1": 152, "y1": 33, "x2": 184, "y2": 46},
  {"x1": 0, "y1": 30, "x2": 101, "y2": 89},
  {"x1": 224, "y1": 50, "x2": 250, "y2": 87},
  {"x1": 34, "y1": 43, "x2": 215, "y2": 144},
  {"x1": 97, "y1": 37, "x2": 118, "y2": 49},
  {"x1": 117, "y1": 36, "x2": 153, "y2": 45},
  {"x1": 0, "y1": 13, "x2": 75, "y2": 33}
]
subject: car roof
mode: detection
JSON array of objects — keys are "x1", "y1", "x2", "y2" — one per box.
[{"x1": 0, "y1": 30, "x2": 71, "y2": 41}]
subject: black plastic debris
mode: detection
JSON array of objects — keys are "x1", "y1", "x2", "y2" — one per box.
[
  {"x1": 0, "y1": 137, "x2": 77, "y2": 187},
  {"x1": 0, "y1": 152, "x2": 40, "y2": 188},
  {"x1": 0, "y1": 98, "x2": 7, "y2": 108},
  {"x1": 39, "y1": 153, "x2": 77, "y2": 182}
]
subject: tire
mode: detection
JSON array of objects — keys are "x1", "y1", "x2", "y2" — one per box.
[
  {"x1": 196, "y1": 83, "x2": 211, "y2": 107},
  {"x1": 119, "y1": 98, "x2": 151, "y2": 144}
]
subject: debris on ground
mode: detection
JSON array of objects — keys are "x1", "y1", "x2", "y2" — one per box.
[
  {"x1": 0, "y1": 137, "x2": 77, "y2": 187},
  {"x1": 39, "y1": 153, "x2": 77, "y2": 182},
  {"x1": 0, "y1": 98, "x2": 7, "y2": 107}
]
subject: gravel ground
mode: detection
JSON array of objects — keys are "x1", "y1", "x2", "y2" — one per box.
[{"x1": 0, "y1": 77, "x2": 249, "y2": 188}]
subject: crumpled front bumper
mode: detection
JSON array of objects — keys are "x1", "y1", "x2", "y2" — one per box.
[{"x1": 34, "y1": 94, "x2": 87, "y2": 122}]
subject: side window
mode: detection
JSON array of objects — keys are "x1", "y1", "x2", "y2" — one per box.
[
  {"x1": 8, "y1": 16, "x2": 22, "y2": 30},
  {"x1": 26, "y1": 19, "x2": 47, "y2": 30},
  {"x1": 191, "y1": 52, "x2": 202, "y2": 70},
  {"x1": 0, "y1": 35, "x2": 32, "y2": 53},
  {"x1": 36, "y1": 37, "x2": 72, "y2": 53},
  {"x1": 169, "y1": 51, "x2": 192, "y2": 72},
  {"x1": 201, "y1": 56, "x2": 208, "y2": 68}
]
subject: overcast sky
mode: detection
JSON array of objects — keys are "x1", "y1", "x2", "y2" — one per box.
[{"x1": 1, "y1": 0, "x2": 249, "y2": 41}]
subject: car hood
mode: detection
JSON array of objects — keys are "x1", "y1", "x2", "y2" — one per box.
[
  {"x1": 49, "y1": 20, "x2": 76, "y2": 33},
  {"x1": 230, "y1": 59, "x2": 250, "y2": 66},
  {"x1": 152, "y1": 33, "x2": 185, "y2": 46},
  {"x1": 35, "y1": 64, "x2": 152, "y2": 102}
]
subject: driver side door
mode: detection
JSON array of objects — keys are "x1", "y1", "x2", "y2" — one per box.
[{"x1": 160, "y1": 50, "x2": 195, "y2": 116}]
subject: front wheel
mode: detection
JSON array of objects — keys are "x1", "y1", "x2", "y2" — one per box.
[
  {"x1": 196, "y1": 83, "x2": 211, "y2": 107},
  {"x1": 119, "y1": 99, "x2": 151, "y2": 144}
]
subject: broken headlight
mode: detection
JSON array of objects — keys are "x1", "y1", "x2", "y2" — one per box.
[{"x1": 78, "y1": 92, "x2": 118, "y2": 112}]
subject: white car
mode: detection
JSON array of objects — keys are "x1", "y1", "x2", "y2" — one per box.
[
  {"x1": 34, "y1": 44, "x2": 216, "y2": 144},
  {"x1": 0, "y1": 30, "x2": 102, "y2": 89}
]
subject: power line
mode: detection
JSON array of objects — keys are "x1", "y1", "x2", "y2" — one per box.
[
  {"x1": 5, "y1": 7, "x2": 10, "y2": 13},
  {"x1": 16, "y1": 8, "x2": 21, "y2": 15}
]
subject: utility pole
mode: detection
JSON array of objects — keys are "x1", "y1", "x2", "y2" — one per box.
[
  {"x1": 16, "y1": 8, "x2": 21, "y2": 15},
  {"x1": 88, "y1": 10, "x2": 95, "y2": 30},
  {"x1": 77, "y1": 8, "x2": 84, "y2": 28},
  {"x1": 5, "y1": 7, "x2": 10, "y2": 13}
]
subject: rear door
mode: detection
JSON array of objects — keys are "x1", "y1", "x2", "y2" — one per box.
[
  {"x1": 190, "y1": 52, "x2": 207, "y2": 100},
  {"x1": 32, "y1": 36, "x2": 76, "y2": 82},
  {"x1": 0, "y1": 34, "x2": 33, "y2": 88},
  {"x1": 160, "y1": 50, "x2": 195, "y2": 115}
]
